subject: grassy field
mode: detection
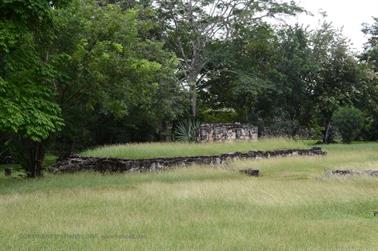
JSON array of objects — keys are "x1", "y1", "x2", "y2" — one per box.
[
  {"x1": 0, "y1": 141, "x2": 378, "y2": 250},
  {"x1": 80, "y1": 138, "x2": 309, "y2": 159}
]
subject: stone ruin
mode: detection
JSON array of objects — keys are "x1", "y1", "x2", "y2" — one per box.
[
  {"x1": 196, "y1": 123, "x2": 258, "y2": 143},
  {"x1": 326, "y1": 169, "x2": 378, "y2": 177},
  {"x1": 49, "y1": 148, "x2": 326, "y2": 174}
]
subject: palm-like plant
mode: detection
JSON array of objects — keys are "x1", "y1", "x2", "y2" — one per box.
[{"x1": 175, "y1": 119, "x2": 201, "y2": 142}]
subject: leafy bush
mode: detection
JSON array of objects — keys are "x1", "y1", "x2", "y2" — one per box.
[
  {"x1": 175, "y1": 119, "x2": 201, "y2": 143},
  {"x1": 332, "y1": 107, "x2": 365, "y2": 143},
  {"x1": 199, "y1": 109, "x2": 239, "y2": 123}
]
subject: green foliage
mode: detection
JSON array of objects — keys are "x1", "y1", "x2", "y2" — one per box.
[
  {"x1": 361, "y1": 17, "x2": 378, "y2": 71},
  {"x1": 156, "y1": 0, "x2": 302, "y2": 116},
  {"x1": 311, "y1": 23, "x2": 360, "y2": 114},
  {"x1": 0, "y1": 77, "x2": 63, "y2": 142},
  {"x1": 332, "y1": 107, "x2": 365, "y2": 143},
  {"x1": 199, "y1": 109, "x2": 239, "y2": 123},
  {"x1": 309, "y1": 23, "x2": 361, "y2": 143},
  {"x1": 201, "y1": 24, "x2": 278, "y2": 123},
  {"x1": 175, "y1": 119, "x2": 201, "y2": 143},
  {"x1": 0, "y1": 0, "x2": 65, "y2": 142},
  {"x1": 0, "y1": 0, "x2": 68, "y2": 176},
  {"x1": 50, "y1": 0, "x2": 185, "y2": 150},
  {"x1": 52, "y1": 0, "x2": 168, "y2": 117},
  {"x1": 203, "y1": 21, "x2": 363, "y2": 142},
  {"x1": 358, "y1": 17, "x2": 378, "y2": 140}
]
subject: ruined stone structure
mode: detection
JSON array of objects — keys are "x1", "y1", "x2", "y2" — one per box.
[
  {"x1": 327, "y1": 169, "x2": 378, "y2": 177},
  {"x1": 196, "y1": 123, "x2": 258, "y2": 143},
  {"x1": 49, "y1": 148, "x2": 326, "y2": 174}
]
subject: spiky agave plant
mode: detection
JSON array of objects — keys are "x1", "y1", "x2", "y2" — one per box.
[{"x1": 175, "y1": 119, "x2": 201, "y2": 143}]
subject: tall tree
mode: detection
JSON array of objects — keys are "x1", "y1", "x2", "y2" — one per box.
[
  {"x1": 200, "y1": 23, "x2": 278, "y2": 123},
  {"x1": 359, "y1": 17, "x2": 378, "y2": 140},
  {"x1": 274, "y1": 26, "x2": 314, "y2": 129},
  {"x1": 201, "y1": 24, "x2": 316, "y2": 135},
  {"x1": 361, "y1": 17, "x2": 378, "y2": 71},
  {"x1": 50, "y1": 0, "x2": 185, "y2": 152},
  {"x1": 155, "y1": 0, "x2": 302, "y2": 117},
  {"x1": 310, "y1": 23, "x2": 360, "y2": 143},
  {"x1": 0, "y1": 0, "x2": 68, "y2": 177}
]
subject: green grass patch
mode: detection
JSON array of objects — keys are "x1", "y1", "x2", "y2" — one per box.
[
  {"x1": 0, "y1": 141, "x2": 378, "y2": 250},
  {"x1": 80, "y1": 138, "x2": 310, "y2": 159}
]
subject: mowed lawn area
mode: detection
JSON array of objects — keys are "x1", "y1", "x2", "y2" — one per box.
[{"x1": 0, "y1": 140, "x2": 378, "y2": 250}]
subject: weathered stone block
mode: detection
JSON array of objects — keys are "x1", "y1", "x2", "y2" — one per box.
[
  {"x1": 197, "y1": 123, "x2": 258, "y2": 143},
  {"x1": 239, "y1": 169, "x2": 259, "y2": 177},
  {"x1": 327, "y1": 169, "x2": 378, "y2": 177}
]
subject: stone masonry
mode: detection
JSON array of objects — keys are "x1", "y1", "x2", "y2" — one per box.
[
  {"x1": 49, "y1": 147, "x2": 326, "y2": 174},
  {"x1": 196, "y1": 123, "x2": 258, "y2": 143}
]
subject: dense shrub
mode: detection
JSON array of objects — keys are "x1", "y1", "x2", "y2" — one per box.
[
  {"x1": 332, "y1": 107, "x2": 365, "y2": 143},
  {"x1": 199, "y1": 109, "x2": 239, "y2": 123}
]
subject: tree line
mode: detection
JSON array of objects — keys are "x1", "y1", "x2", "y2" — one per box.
[{"x1": 0, "y1": 0, "x2": 377, "y2": 177}]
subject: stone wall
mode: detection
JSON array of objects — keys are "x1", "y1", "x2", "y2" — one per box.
[
  {"x1": 196, "y1": 123, "x2": 258, "y2": 143},
  {"x1": 326, "y1": 169, "x2": 378, "y2": 176},
  {"x1": 259, "y1": 127, "x2": 314, "y2": 139},
  {"x1": 49, "y1": 147, "x2": 326, "y2": 174}
]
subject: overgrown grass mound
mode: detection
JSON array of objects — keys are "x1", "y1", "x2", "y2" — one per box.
[{"x1": 80, "y1": 138, "x2": 309, "y2": 159}]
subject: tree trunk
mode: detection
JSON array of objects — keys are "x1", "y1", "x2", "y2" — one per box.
[
  {"x1": 190, "y1": 79, "x2": 197, "y2": 117},
  {"x1": 244, "y1": 106, "x2": 249, "y2": 123},
  {"x1": 323, "y1": 120, "x2": 331, "y2": 144},
  {"x1": 8, "y1": 137, "x2": 46, "y2": 178},
  {"x1": 158, "y1": 121, "x2": 172, "y2": 142},
  {"x1": 27, "y1": 141, "x2": 45, "y2": 178}
]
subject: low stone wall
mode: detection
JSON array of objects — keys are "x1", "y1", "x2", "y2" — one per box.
[
  {"x1": 49, "y1": 147, "x2": 326, "y2": 174},
  {"x1": 327, "y1": 169, "x2": 378, "y2": 176},
  {"x1": 197, "y1": 123, "x2": 258, "y2": 143}
]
